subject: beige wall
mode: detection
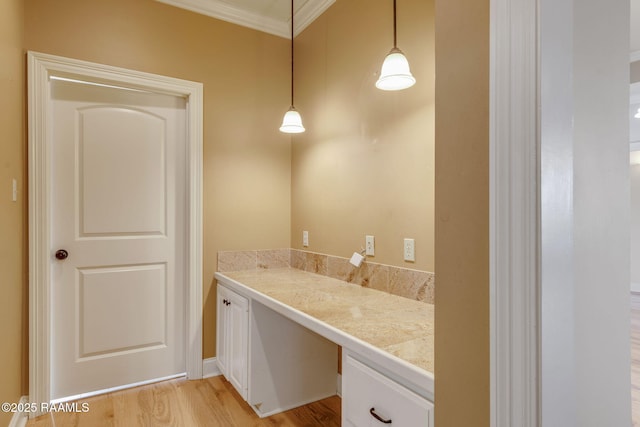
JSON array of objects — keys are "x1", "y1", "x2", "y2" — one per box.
[
  {"x1": 434, "y1": 0, "x2": 490, "y2": 426},
  {"x1": 23, "y1": 0, "x2": 291, "y2": 359},
  {"x1": 3, "y1": 2, "x2": 493, "y2": 425},
  {"x1": 632, "y1": 61, "x2": 640, "y2": 83},
  {"x1": 0, "y1": 0, "x2": 25, "y2": 424},
  {"x1": 291, "y1": 0, "x2": 435, "y2": 272}
]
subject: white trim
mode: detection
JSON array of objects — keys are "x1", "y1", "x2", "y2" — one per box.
[
  {"x1": 154, "y1": 0, "x2": 335, "y2": 38},
  {"x1": 490, "y1": 0, "x2": 539, "y2": 426},
  {"x1": 28, "y1": 51, "x2": 203, "y2": 417},
  {"x1": 50, "y1": 373, "x2": 185, "y2": 404},
  {"x1": 203, "y1": 357, "x2": 222, "y2": 378},
  {"x1": 294, "y1": 0, "x2": 336, "y2": 36},
  {"x1": 8, "y1": 396, "x2": 28, "y2": 427},
  {"x1": 631, "y1": 50, "x2": 640, "y2": 63}
]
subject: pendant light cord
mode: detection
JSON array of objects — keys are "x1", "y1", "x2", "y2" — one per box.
[
  {"x1": 393, "y1": 0, "x2": 397, "y2": 48},
  {"x1": 290, "y1": 0, "x2": 295, "y2": 106}
]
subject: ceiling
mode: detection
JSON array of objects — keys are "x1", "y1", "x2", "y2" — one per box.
[
  {"x1": 162, "y1": 0, "x2": 640, "y2": 146},
  {"x1": 162, "y1": 1, "x2": 640, "y2": 50},
  {"x1": 155, "y1": 0, "x2": 335, "y2": 38}
]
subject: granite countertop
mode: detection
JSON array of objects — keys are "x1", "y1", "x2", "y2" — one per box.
[{"x1": 215, "y1": 267, "x2": 434, "y2": 378}]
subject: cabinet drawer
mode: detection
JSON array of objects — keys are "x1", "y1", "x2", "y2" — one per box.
[{"x1": 343, "y1": 355, "x2": 433, "y2": 427}]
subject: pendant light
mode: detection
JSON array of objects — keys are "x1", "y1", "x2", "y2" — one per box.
[
  {"x1": 280, "y1": 0, "x2": 305, "y2": 133},
  {"x1": 375, "y1": 0, "x2": 416, "y2": 91}
]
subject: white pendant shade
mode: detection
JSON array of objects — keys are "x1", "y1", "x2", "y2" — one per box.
[
  {"x1": 280, "y1": 107, "x2": 305, "y2": 133},
  {"x1": 375, "y1": 47, "x2": 416, "y2": 91},
  {"x1": 280, "y1": 0, "x2": 305, "y2": 134}
]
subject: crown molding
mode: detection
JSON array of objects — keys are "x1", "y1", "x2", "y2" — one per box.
[
  {"x1": 294, "y1": 0, "x2": 334, "y2": 36},
  {"x1": 155, "y1": 0, "x2": 335, "y2": 38}
]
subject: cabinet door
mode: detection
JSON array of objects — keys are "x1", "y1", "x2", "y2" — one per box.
[
  {"x1": 227, "y1": 289, "x2": 249, "y2": 400},
  {"x1": 216, "y1": 285, "x2": 229, "y2": 377}
]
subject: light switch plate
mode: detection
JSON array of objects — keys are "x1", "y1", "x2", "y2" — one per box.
[
  {"x1": 404, "y1": 238, "x2": 415, "y2": 262},
  {"x1": 303, "y1": 230, "x2": 309, "y2": 247}
]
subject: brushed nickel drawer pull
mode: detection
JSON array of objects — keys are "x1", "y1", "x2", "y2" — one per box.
[{"x1": 370, "y1": 407, "x2": 392, "y2": 424}]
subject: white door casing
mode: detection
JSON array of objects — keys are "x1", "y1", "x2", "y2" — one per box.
[
  {"x1": 489, "y1": 0, "x2": 539, "y2": 425},
  {"x1": 490, "y1": 0, "x2": 631, "y2": 426},
  {"x1": 29, "y1": 51, "x2": 203, "y2": 415},
  {"x1": 50, "y1": 79, "x2": 186, "y2": 400}
]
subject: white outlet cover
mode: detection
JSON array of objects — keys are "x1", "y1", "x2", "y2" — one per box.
[{"x1": 365, "y1": 235, "x2": 375, "y2": 256}]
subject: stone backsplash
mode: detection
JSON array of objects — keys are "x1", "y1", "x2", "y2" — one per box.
[{"x1": 217, "y1": 249, "x2": 434, "y2": 304}]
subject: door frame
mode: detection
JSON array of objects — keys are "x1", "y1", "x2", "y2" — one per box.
[
  {"x1": 28, "y1": 51, "x2": 203, "y2": 413},
  {"x1": 490, "y1": 0, "x2": 631, "y2": 425},
  {"x1": 489, "y1": 0, "x2": 538, "y2": 425}
]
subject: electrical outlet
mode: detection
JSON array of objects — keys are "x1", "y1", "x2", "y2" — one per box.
[
  {"x1": 303, "y1": 230, "x2": 309, "y2": 247},
  {"x1": 365, "y1": 235, "x2": 375, "y2": 256},
  {"x1": 404, "y1": 238, "x2": 415, "y2": 262}
]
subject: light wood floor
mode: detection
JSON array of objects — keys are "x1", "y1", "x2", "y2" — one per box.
[
  {"x1": 632, "y1": 293, "x2": 640, "y2": 426},
  {"x1": 26, "y1": 376, "x2": 340, "y2": 427},
  {"x1": 28, "y1": 297, "x2": 640, "y2": 426}
]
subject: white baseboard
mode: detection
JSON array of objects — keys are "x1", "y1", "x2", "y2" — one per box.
[
  {"x1": 8, "y1": 396, "x2": 28, "y2": 427},
  {"x1": 632, "y1": 282, "x2": 640, "y2": 293},
  {"x1": 203, "y1": 357, "x2": 221, "y2": 378}
]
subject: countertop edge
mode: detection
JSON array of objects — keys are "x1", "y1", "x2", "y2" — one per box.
[{"x1": 214, "y1": 270, "x2": 434, "y2": 401}]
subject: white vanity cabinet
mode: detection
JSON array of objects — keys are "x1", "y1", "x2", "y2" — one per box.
[
  {"x1": 216, "y1": 283, "x2": 249, "y2": 400},
  {"x1": 216, "y1": 282, "x2": 337, "y2": 417},
  {"x1": 214, "y1": 269, "x2": 434, "y2": 423},
  {"x1": 342, "y1": 352, "x2": 434, "y2": 427}
]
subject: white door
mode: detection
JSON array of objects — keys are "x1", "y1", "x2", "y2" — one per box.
[{"x1": 50, "y1": 78, "x2": 186, "y2": 400}]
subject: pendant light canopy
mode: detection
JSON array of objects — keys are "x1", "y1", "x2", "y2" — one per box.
[
  {"x1": 280, "y1": 0, "x2": 305, "y2": 133},
  {"x1": 375, "y1": 0, "x2": 416, "y2": 91}
]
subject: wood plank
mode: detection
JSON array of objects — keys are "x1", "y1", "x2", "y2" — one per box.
[{"x1": 26, "y1": 376, "x2": 341, "y2": 427}]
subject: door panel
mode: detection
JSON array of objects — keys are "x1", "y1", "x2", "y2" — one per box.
[
  {"x1": 78, "y1": 263, "x2": 167, "y2": 359},
  {"x1": 79, "y1": 107, "x2": 166, "y2": 236},
  {"x1": 217, "y1": 285, "x2": 229, "y2": 377},
  {"x1": 228, "y1": 290, "x2": 248, "y2": 398},
  {"x1": 50, "y1": 79, "x2": 186, "y2": 400}
]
